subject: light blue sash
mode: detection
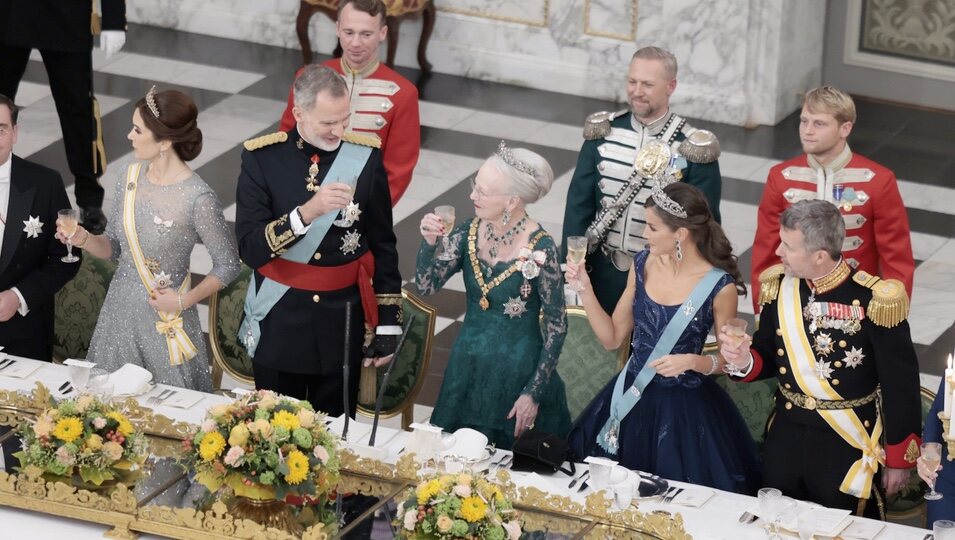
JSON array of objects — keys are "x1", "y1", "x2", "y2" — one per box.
[
  {"x1": 239, "y1": 142, "x2": 372, "y2": 356},
  {"x1": 596, "y1": 267, "x2": 726, "y2": 455}
]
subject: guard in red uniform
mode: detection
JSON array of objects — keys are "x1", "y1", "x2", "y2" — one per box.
[
  {"x1": 279, "y1": 0, "x2": 420, "y2": 206},
  {"x1": 750, "y1": 86, "x2": 913, "y2": 312}
]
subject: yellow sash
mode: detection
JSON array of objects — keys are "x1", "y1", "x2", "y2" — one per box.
[
  {"x1": 122, "y1": 163, "x2": 198, "y2": 366},
  {"x1": 778, "y1": 276, "x2": 883, "y2": 499}
]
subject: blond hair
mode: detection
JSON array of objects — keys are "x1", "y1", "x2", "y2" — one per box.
[
  {"x1": 632, "y1": 46, "x2": 678, "y2": 80},
  {"x1": 803, "y1": 86, "x2": 856, "y2": 125}
]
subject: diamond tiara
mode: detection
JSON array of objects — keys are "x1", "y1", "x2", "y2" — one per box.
[
  {"x1": 145, "y1": 85, "x2": 161, "y2": 119},
  {"x1": 650, "y1": 186, "x2": 687, "y2": 219},
  {"x1": 496, "y1": 141, "x2": 538, "y2": 180}
]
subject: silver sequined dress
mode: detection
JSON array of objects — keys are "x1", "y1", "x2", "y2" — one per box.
[{"x1": 87, "y1": 164, "x2": 240, "y2": 391}]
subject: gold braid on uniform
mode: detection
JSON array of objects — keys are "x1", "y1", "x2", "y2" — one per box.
[
  {"x1": 377, "y1": 293, "x2": 404, "y2": 323},
  {"x1": 244, "y1": 132, "x2": 288, "y2": 151},
  {"x1": 343, "y1": 131, "x2": 382, "y2": 149},
  {"x1": 758, "y1": 263, "x2": 785, "y2": 306},
  {"x1": 852, "y1": 272, "x2": 909, "y2": 328},
  {"x1": 265, "y1": 214, "x2": 294, "y2": 253}
]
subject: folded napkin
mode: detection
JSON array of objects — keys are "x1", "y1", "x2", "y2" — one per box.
[
  {"x1": 107, "y1": 363, "x2": 153, "y2": 396},
  {"x1": 667, "y1": 487, "x2": 714, "y2": 507},
  {"x1": 443, "y1": 428, "x2": 489, "y2": 461}
]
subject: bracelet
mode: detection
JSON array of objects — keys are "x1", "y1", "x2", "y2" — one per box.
[
  {"x1": 723, "y1": 354, "x2": 754, "y2": 377},
  {"x1": 703, "y1": 354, "x2": 719, "y2": 376},
  {"x1": 177, "y1": 293, "x2": 185, "y2": 312},
  {"x1": 73, "y1": 229, "x2": 90, "y2": 248}
]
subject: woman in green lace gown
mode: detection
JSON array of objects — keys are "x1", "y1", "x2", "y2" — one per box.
[{"x1": 416, "y1": 143, "x2": 571, "y2": 449}]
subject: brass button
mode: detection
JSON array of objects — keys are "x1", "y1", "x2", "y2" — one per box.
[
  {"x1": 785, "y1": 402, "x2": 793, "y2": 410},
  {"x1": 313, "y1": 252, "x2": 322, "y2": 261},
  {"x1": 778, "y1": 367, "x2": 787, "y2": 375},
  {"x1": 864, "y1": 420, "x2": 870, "y2": 427},
  {"x1": 805, "y1": 397, "x2": 817, "y2": 410},
  {"x1": 270, "y1": 253, "x2": 276, "y2": 258},
  {"x1": 832, "y1": 379, "x2": 840, "y2": 386},
  {"x1": 838, "y1": 340, "x2": 847, "y2": 348},
  {"x1": 777, "y1": 349, "x2": 785, "y2": 357},
  {"x1": 784, "y1": 383, "x2": 791, "y2": 389},
  {"x1": 312, "y1": 294, "x2": 321, "y2": 303},
  {"x1": 776, "y1": 328, "x2": 783, "y2": 336},
  {"x1": 852, "y1": 299, "x2": 861, "y2": 306},
  {"x1": 834, "y1": 361, "x2": 843, "y2": 368}
]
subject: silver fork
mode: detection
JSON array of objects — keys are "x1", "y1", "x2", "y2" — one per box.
[
  {"x1": 147, "y1": 388, "x2": 174, "y2": 406},
  {"x1": 663, "y1": 487, "x2": 684, "y2": 503}
]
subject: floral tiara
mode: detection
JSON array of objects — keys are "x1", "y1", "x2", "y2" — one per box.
[
  {"x1": 496, "y1": 141, "x2": 538, "y2": 180},
  {"x1": 650, "y1": 186, "x2": 687, "y2": 219},
  {"x1": 145, "y1": 85, "x2": 161, "y2": 119}
]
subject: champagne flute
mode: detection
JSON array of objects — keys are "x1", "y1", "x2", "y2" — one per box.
[
  {"x1": 58, "y1": 209, "x2": 80, "y2": 263},
  {"x1": 566, "y1": 236, "x2": 587, "y2": 292},
  {"x1": 332, "y1": 179, "x2": 356, "y2": 227},
  {"x1": 923, "y1": 442, "x2": 944, "y2": 500},
  {"x1": 725, "y1": 318, "x2": 749, "y2": 347},
  {"x1": 435, "y1": 205, "x2": 456, "y2": 261}
]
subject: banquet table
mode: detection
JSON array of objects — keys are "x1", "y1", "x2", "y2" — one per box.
[{"x1": 0, "y1": 356, "x2": 934, "y2": 539}]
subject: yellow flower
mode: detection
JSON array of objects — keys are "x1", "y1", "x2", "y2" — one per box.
[
  {"x1": 251, "y1": 419, "x2": 273, "y2": 439},
  {"x1": 52, "y1": 417, "x2": 84, "y2": 443},
  {"x1": 436, "y1": 515, "x2": 454, "y2": 533},
  {"x1": 228, "y1": 424, "x2": 250, "y2": 447},
  {"x1": 296, "y1": 409, "x2": 316, "y2": 429},
  {"x1": 75, "y1": 395, "x2": 94, "y2": 413},
  {"x1": 460, "y1": 496, "x2": 488, "y2": 523},
  {"x1": 199, "y1": 431, "x2": 227, "y2": 461},
  {"x1": 416, "y1": 479, "x2": 442, "y2": 505},
  {"x1": 107, "y1": 411, "x2": 134, "y2": 437},
  {"x1": 457, "y1": 473, "x2": 473, "y2": 486},
  {"x1": 86, "y1": 434, "x2": 103, "y2": 451},
  {"x1": 270, "y1": 410, "x2": 300, "y2": 431},
  {"x1": 284, "y1": 450, "x2": 309, "y2": 485}
]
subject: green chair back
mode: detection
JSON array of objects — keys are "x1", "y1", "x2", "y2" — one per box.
[
  {"x1": 208, "y1": 264, "x2": 255, "y2": 387},
  {"x1": 886, "y1": 386, "x2": 935, "y2": 527},
  {"x1": 357, "y1": 289, "x2": 436, "y2": 429},
  {"x1": 713, "y1": 375, "x2": 778, "y2": 447},
  {"x1": 555, "y1": 306, "x2": 627, "y2": 423},
  {"x1": 53, "y1": 255, "x2": 116, "y2": 361}
]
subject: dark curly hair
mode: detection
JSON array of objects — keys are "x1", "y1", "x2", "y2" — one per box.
[
  {"x1": 135, "y1": 89, "x2": 202, "y2": 162},
  {"x1": 645, "y1": 182, "x2": 747, "y2": 296}
]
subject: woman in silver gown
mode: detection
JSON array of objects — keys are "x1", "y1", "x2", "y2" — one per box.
[{"x1": 56, "y1": 87, "x2": 239, "y2": 391}]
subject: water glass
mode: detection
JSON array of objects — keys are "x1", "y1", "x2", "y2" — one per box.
[
  {"x1": 797, "y1": 506, "x2": 818, "y2": 540},
  {"x1": 87, "y1": 374, "x2": 115, "y2": 401},
  {"x1": 935, "y1": 520, "x2": 955, "y2": 540}
]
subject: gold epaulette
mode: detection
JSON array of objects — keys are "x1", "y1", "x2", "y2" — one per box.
[
  {"x1": 852, "y1": 271, "x2": 909, "y2": 328},
  {"x1": 678, "y1": 128, "x2": 721, "y2": 164},
  {"x1": 243, "y1": 131, "x2": 288, "y2": 151},
  {"x1": 583, "y1": 109, "x2": 627, "y2": 140},
  {"x1": 343, "y1": 131, "x2": 381, "y2": 149},
  {"x1": 757, "y1": 264, "x2": 785, "y2": 306}
]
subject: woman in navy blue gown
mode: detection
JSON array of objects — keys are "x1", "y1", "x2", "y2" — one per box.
[
  {"x1": 919, "y1": 378, "x2": 954, "y2": 523},
  {"x1": 566, "y1": 183, "x2": 760, "y2": 494}
]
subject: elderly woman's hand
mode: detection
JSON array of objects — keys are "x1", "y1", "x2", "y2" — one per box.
[
  {"x1": 507, "y1": 394, "x2": 539, "y2": 438},
  {"x1": 419, "y1": 213, "x2": 445, "y2": 246}
]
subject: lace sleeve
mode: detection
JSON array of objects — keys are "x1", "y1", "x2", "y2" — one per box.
[
  {"x1": 414, "y1": 221, "x2": 467, "y2": 295},
  {"x1": 521, "y1": 235, "x2": 568, "y2": 402},
  {"x1": 193, "y1": 190, "x2": 241, "y2": 286}
]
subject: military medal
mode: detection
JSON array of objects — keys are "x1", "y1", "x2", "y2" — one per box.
[
  {"x1": 479, "y1": 296, "x2": 490, "y2": 310},
  {"x1": 145, "y1": 257, "x2": 162, "y2": 274},
  {"x1": 813, "y1": 332, "x2": 835, "y2": 356},
  {"x1": 503, "y1": 297, "x2": 527, "y2": 319},
  {"x1": 844, "y1": 346, "x2": 865, "y2": 368},
  {"x1": 153, "y1": 271, "x2": 172, "y2": 289},
  {"x1": 519, "y1": 280, "x2": 532, "y2": 298},
  {"x1": 340, "y1": 230, "x2": 361, "y2": 255},
  {"x1": 815, "y1": 359, "x2": 834, "y2": 380},
  {"x1": 604, "y1": 420, "x2": 619, "y2": 453},
  {"x1": 305, "y1": 154, "x2": 320, "y2": 192}
]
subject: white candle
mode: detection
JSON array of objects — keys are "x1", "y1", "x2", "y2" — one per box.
[{"x1": 946, "y1": 354, "x2": 954, "y2": 419}]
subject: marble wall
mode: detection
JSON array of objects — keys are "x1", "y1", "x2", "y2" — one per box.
[{"x1": 126, "y1": 0, "x2": 827, "y2": 126}]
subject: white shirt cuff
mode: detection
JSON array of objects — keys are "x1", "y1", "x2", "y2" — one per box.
[
  {"x1": 376, "y1": 325, "x2": 403, "y2": 336},
  {"x1": 289, "y1": 207, "x2": 311, "y2": 236},
  {"x1": 11, "y1": 287, "x2": 28, "y2": 316},
  {"x1": 735, "y1": 352, "x2": 755, "y2": 377}
]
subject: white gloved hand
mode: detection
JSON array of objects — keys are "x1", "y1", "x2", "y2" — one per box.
[{"x1": 99, "y1": 30, "x2": 126, "y2": 59}]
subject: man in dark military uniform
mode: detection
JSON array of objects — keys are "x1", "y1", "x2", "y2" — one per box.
[
  {"x1": 235, "y1": 65, "x2": 401, "y2": 417},
  {"x1": 0, "y1": 0, "x2": 127, "y2": 234},
  {"x1": 720, "y1": 200, "x2": 921, "y2": 519},
  {"x1": 562, "y1": 46, "x2": 722, "y2": 313}
]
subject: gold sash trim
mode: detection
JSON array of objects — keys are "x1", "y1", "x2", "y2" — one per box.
[
  {"x1": 778, "y1": 276, "x2": 884, "y2": 498},
  {"x1": 123, "y1": 163, "x2": 198, "y2": 366},
  {"x1": 779, "y1": 385, "x2": 878, "y2": 411}
]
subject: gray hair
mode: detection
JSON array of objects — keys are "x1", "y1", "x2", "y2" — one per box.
[
  {"x1": 780, "y1": 200, "x2": 845, "y2": 259},
  {"x1": 292, "y1": 65, "x2": 348, "y2": 111},
  {"x1": 632, "y1": 46, "x2": 678, "y2": 80},
  {"x1": 486, "y1": 148, "x2": 555, "y2": 205}
]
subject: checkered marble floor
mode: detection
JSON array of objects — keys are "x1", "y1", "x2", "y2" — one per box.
[{"x1": 14, "y1": 24, "x2": 955, "y2": 407}]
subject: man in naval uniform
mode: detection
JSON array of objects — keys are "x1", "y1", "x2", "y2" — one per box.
[
  {"x1": 750, "y1": 86, "x2": 913, "y2": 313},
  {"x1": 0, "y1": 0, "x2": 127, "y2": 234},
  {"x1": 279, "y1": 0, "x2": 420, "y2": 206},
  {"x1": 561, "y1": 46, "x2": 722, "y2": 313},
  {"x1": 721, "y1": 200, "x2": 921, "y2": 519},
  {"x1": 236, "y1": 65, "x2": 402, "y2": 416}
]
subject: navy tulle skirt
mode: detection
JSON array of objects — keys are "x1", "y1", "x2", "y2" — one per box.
[{"x1": 568, "y1": 371, "x2": 761, "y2": 495}]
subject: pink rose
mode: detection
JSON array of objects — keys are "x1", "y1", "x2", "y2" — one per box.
[
  {"x1": 452, "y1": 484, "x2": 472, "y2": 498},
  {"x1": 92, "y1": 417, "x2": 107, "y2": 429},
  {"x1": 503, "y1": 521, "x2": 522, "y2": 540},
  {"x1": 201, "y1": 419, "x2": 218, "y2": 433},
  {"x1": 223, "y1": 445, "x2": 245, "y2": 467},
  {"x1": 55, "y1": 445, "x2": 76, "y2": 466},
  {"x1": 313, "y1": 445, "x2": 330, "y2": 463}
]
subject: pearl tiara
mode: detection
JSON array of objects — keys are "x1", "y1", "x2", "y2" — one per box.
[
  {"x1": 650, "y1": 186, "x2": 687, "y2": 219},
  {"x1": 496, "y1": 141, "x2": 538, "y2": 180},
  {"x1": 145, "y1": 85, "x2": 161, "y2": 119}
]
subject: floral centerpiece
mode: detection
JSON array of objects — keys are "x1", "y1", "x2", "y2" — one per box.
[
  {"x1": 14, "y1": 394, "x2": 147, "y2": 486},
  {"x1": 183, "y1": 390, "x2": 340, "y2": 503},
  {"x1": 395, "y1": 472, "x2": 522, "y2": 540}
]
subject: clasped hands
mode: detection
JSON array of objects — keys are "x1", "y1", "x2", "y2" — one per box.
[{"x1": 297, "y1": 182, "x2": 353, "y2": 225}]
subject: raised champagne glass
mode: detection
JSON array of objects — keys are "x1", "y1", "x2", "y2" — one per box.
[
  {"x1": 566, "y1": 236, "x2": 588, "y2": 292},
  {"x1": 58, "y1": 209, "x2": 80, "y2": 263},
  {"x1": 435, "y1": 205, "x2": 456, "y2": 261},
  {"x1": 333, "y1": 179, "x2": 356, "y2": 227},
  {"x1": 923, "y1": 442, "x2": 944, "y2": 500}
]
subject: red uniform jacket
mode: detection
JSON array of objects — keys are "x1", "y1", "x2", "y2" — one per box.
[
  {"x1": 751, "y1": 149, "x2": 914, "y2": 312},
  {"x1": 279, "y1": 59, "x2": 420, "y2": 206}
]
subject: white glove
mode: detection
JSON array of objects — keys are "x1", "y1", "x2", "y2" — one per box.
[{"x1": 99, "y1": 30, "x2": 126, "y2": 59}]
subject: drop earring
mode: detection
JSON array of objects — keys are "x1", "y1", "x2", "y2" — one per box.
[
  {"x1": 502, "y1": 208, "x2": 511, "y2": 227},
  {"x1": 676, "y1": 239, "x2": 683, "y2": 261}
]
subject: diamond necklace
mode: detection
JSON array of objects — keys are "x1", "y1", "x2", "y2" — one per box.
[{"x1": 483, "y1": 215, "x2": 528, "y2": 259}]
